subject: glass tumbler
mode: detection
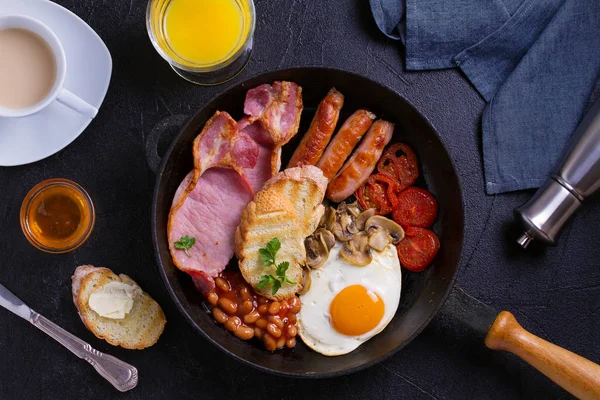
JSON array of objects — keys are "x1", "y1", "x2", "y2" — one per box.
[{"x1": 146, "y1": 0, "x2": 256, "y2": 86}]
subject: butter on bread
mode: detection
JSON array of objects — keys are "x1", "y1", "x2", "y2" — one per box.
[
  {"x1": 235, "y1": 166, "x2": 328, "y2": 300},
  {"x1": 71, "y1": 265, "x2": 166, "y2": 350}
]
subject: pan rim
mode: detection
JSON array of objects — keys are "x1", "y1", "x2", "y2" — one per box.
[{"x1": 151, "y1": 65, "x2": 466, "y2": 378}]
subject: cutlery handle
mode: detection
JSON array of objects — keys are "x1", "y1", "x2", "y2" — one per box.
[
  {"x1": 485, "y1": 311, "x2": 600, "y2": 400},
  {"x1": 30, "y1": 311, "x2": 138, "y2": 392}
]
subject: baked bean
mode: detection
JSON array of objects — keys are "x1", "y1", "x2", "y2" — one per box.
[
  {"x1": 255, "y1": 318, "x2": 268, "y2": 329},
  {"x1": 240, "y1": 300, "x2": 254, "y2": 315},
  {"x1": 258, "y1": 304, "x2": 268, "y2": 314},
  {"x1": 243, "y1": 310, "x2": 260, "y2": 324},
  {"x1": 276, "y1": 337, "x2": 286, "y2": 349},
  {"x1": 287, "y1": 325, "x2": 297, "y2": 337},
  {"x1": 240, "y1": 287, "x2": 253, "y2": 301},
  {"x1": 212, "y1": 307, "x2": 228, "y2": 324},
  {"x1": 215, "y1": 277, "x2": 230, "y2": 292},
  {"x1": 263, "y1": 334, "x2": 277, "y2": 351},
  {"x1": 267, "y1": 302, "x2": 281, "y2": 315},
  {"x1": 288, "y1": 296, "x2": 301, "y2": 313},
  {"x1": 267, "y1": 323, "x2": 282, "y2": 338},
  {"x1": 268, "y1": 315, "x2": 284, "y2": 329},
  {"x1": 217, "y1": 297, "x2": 238, "y2": 316},
  {"x1": 224, "y1": 316, "x2": 241, "y2": 332},
  {"x1": 207, "y1": 291, "x2": 219, "y2": 306},
  {"x1": 254, "y1": 327, "x2": 264, "y2": 340},
  {"x1": 280, "y1": 299, "x2": 289, "y2": 311},
  {"x1": 208, "y1": 271, "x2": 301, "y2": 352},
  {"x1": 234, "y1": 326, "x2": 254, "y2": 340}
]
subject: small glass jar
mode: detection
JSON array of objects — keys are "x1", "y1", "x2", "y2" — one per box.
[
  {"x1": 146, "y1": 0, "x2": 256, "y2": 86},
  {"x1": 20, "y1": 178, "x2": 95, "y2": 254}
]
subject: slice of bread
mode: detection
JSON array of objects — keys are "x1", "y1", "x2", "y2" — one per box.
[
  {"x1": 262, "y1": 166, "x2": 328, "y2": 238},
  {"x1": 235, "y1": 166, "x2": 328, "y2": 300},
  {"x1": 71, "y1": 265, "x2": 166, "y2": 350},
  {"x1": 236, "y1": 194, "x2": 305, "y2": 300}
]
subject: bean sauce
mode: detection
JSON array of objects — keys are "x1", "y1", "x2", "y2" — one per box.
[{"x1": 206, "y1": 270, "x2": 301, "y2": 351}]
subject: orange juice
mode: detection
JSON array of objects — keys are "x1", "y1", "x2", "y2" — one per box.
[{"x1": 164, "y1": 0, "x2": 247, "y2": 66}]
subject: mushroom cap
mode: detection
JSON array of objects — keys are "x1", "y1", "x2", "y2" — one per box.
[
  {"x1": 355, "y1": 208, "x2": 376, "y2": 231},
  {"x1": 368, "y1": 228, "x2": 391, "y2": 252},
  {"x1": 365, "y1": 215, "x2": 405, "y2": 244},
  {"x1": 298, "y1": 266, "x2": 312, "y2": 295},
  {"x1": 315, "y1": 228, "x2": 335, "y2": 250},
  {"x1": 305, "y1": 235, "x2": 329, "y2": 269},
  {"x1": 319, "y1": 206, "x2": 336, "y2": 231},
  {"x1": 333, "y1": 212, "x2": 358, "y2": 242},
  {"x1": 339, "y1": 232, "x2": 373, "y2": 266}
]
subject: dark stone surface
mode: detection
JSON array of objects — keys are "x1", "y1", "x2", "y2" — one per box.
[{"x1": 0, "y1": 0, "x2": 598, "y2": 399}]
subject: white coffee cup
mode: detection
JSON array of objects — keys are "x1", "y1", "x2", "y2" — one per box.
[{"x1": 0, "y1": 14, "x2": 97, "y2": 119}]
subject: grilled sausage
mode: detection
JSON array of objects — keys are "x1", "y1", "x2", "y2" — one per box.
[
  {"x1": 326, "y1": 120, "x2": 394, "y2": 202},
  {"x1": 315, "y1": 109, "x2": 376, "y2": 180},
  {"x1": 287, "y1": 88, "x2": 344, "y2": 168}
]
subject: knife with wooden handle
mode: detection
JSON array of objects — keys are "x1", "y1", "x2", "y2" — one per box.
[{"x1": 0, "y1": 282, "x2": 138, "y2": 392}]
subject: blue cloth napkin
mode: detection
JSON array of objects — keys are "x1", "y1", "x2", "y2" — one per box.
[{"x1": 370, "y1": 0, "x2": 600, "y2": 194}]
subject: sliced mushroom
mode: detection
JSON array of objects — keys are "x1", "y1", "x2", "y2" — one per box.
[
  {"x1": 298, "y1": 266, "x2": 312, "y2": 295},
  {"x1": 305, "y1": 235, "x2": 329, "y2": 269},
  {"x1": 355, "y1": 208, "x2": 376, "y2": 230},
  {"x1": 365, "y1": 215, "x2": 405, "y2": 245},
  {"x1": 346, "y1": 201, "x2": 362, "y2": 218},
  {"x1": 368, "y1": 228, "x2": 392, "y2": 251},
  {"x1": 333, "y1": 212, "x2": 358, "y2": 241},
  {"x1": 315, "y1": 228, "x2": 335, "y2": 250},
  {"x1": 340, "y1": 232, "x2": 373, "y2": 266},
  {"x1": 319, "y1": 206, "x2": 336, "y2": 231}
]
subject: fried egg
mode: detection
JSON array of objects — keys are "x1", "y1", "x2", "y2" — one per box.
[{"x1": 297, "y1": 243, "x2": 401, "y2": 356}]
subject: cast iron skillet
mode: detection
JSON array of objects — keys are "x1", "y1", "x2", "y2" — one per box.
[
  {"x1": 150, "y1": 67, "x2": 463, "y2": 377},
  {"x1": 150, "y1": 68, "x2": 600, "y2": 394}
]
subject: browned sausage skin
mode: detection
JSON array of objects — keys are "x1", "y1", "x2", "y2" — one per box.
[
  {"x1": 287, "y1": 88, "x2": 344, "y2": 168},
  {"x1": 315, "y1": 109, "x2": 376, "y2": 180},
  {"x1": 326, "y1": 120, "x2": 394, "y2": 202}
]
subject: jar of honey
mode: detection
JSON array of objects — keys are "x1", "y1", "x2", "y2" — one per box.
[{"x1": 20, "y1": 178, "x2": 95, "y2": 253}]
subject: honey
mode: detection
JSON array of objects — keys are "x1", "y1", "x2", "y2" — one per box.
[{"x1": 21, "y1": 179, "x2": 95, "y2": 253}]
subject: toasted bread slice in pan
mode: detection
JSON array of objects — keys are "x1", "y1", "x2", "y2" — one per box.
[{"x1": 236, "y1": 166, "x2": 328, "y2": 300}]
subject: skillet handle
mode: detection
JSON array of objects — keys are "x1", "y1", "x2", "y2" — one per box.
[
  {"x1": 145, "y1": 114, "x2": 188, "y2": 173},
  {"x1": 486, "y1": 311, "x2": 600, "y2": 400}
]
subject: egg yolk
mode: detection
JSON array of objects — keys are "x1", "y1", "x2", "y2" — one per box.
[{"x1": 330, "y1": 285, "x2": 385, "y2": 336}]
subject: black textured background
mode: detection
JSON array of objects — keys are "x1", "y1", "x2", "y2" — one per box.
[{"x1": 1, "y1": 1, "x2": 599, "y2": 399}]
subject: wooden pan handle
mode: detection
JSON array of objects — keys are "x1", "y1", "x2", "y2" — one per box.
[{"x1": 485, "y1": 311, "x2": 600, "y2": 400}]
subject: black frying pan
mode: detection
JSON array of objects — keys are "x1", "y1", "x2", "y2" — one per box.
[{"x1": 148, "y1": 68, "x2": 600, "y2": 397}]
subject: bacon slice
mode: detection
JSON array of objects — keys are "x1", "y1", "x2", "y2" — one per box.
[
  {"x1": 167, "y1": 82, "x2": 303, "y2": 294},
  {"x1": 244, "y1": 81, "x2": 303, "y2": 160}
]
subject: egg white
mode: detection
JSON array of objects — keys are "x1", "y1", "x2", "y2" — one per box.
[{"x1": 297, "y1": 243, "x2": 402, "y2": 356}]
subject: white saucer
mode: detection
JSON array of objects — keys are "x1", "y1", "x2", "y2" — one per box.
[{"x1": 0, "y1": 0, "x2": 112, "y2": 166}]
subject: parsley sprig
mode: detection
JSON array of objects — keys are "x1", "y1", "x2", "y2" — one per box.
[
  {"x1": 174, "y1": 235, "x2": 196, "y2": 257},
  {"x1": 256, "y1": 238, "x2": 296, "y2": 295}
]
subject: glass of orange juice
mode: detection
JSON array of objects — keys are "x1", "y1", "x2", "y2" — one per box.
[{"x1": 146, "y1": 0, "x2": 255, "y2": 85}]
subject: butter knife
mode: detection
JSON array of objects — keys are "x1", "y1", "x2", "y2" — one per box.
[{"x1": 0, "y1": 282, "x2": 138, "y2": 392}]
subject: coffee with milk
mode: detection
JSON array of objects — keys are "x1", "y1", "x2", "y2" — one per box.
[{"x1": 0, "y1": 28, "x2": 57, "y2": 109}]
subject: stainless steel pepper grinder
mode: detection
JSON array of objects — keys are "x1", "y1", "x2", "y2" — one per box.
[{"x1": 515, "y1": 97, "x2": 600, "y2": 248}]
